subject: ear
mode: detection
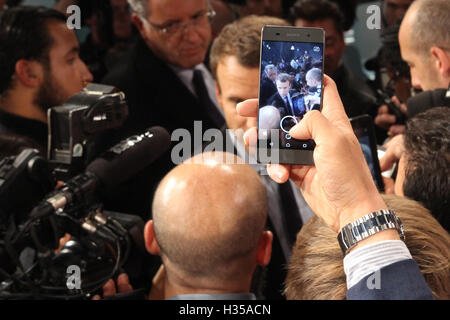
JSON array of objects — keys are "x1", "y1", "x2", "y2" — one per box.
[
  {"x1": 430, "y1": 46, "x2": 450, "y2": 80},
  {"x1": 214, "y1": 81, "x2": 224, "y2": 110},
  {"x1": 144, "y1": 220, "x2": 161, "y2": 255},
  {"x1": 131, "y1": 13, "x2": 148, "y2": 40},
  {"x1": 256, "y1": 230, "x2": 273, "y2": 267},
  {"x1": 14, "y1": 60, "x2": 43, "y2": 88}
]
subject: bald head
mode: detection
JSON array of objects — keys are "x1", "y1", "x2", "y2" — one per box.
[
  {"x1": 151, "y1": 152, "x2": 268, "y2": 281},
  {"x1": 399, "y1": 0, "x2": 450, "y2": 90},
  {"x1": 400, "y1": 0, "x2": 450, "y2": 56}
]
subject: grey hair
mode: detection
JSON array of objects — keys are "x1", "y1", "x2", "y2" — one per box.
[
  {"x1": 127, "y1": 0, "x2": 149, "y2": 19},
  {"x1": 409, "y1": 0, "x2": 450, "y2": 55},
  {"x1": 127, "y1": 0, "x2": 212, "y2": 20}
]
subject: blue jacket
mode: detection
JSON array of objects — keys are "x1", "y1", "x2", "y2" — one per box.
[{"x1": 347, "y1": 259, "x2": 434, "y2": 300}]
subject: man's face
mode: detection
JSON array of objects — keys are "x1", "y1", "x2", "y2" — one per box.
[
  {"x1": 111, "y1": 0, "x2": 132, "y2": 40},
  {"x1": 276, "y1": 80, "x2": 291, "y2": 98},
  {"x1": 35, "y1": 21, "x2": 92, "y2": 110},
  {"x1": 399, "y1": 19, "x2": 443, "y2": 91},
  {"x1": 137, "y1": 0, "x2": 212, "y2": 69},
  {"x1": 215, "y1": 56, "x2": 258, "y2": 132},
  {"x1": 383, "y1": 0, "x2": 414, "y2": 26},
  {"x1": 267, "y1": 68, "x2": 277, "y2": 82},
  {"x1": 295, "y1": 18, "x2": 345, "y2": 76},
  {"x1": 306, "y1": 76, "x2": 319, "y2": 88}
]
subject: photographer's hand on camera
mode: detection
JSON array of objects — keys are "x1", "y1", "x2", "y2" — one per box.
[
  {"x1": 379, "y1": 134, "x2": 405, "y2": 172},
  {"x1": 375, "y1": 96, "x2": 407, "y2": 137},
  {"x1": 91, "y1": 273, "x2": 133, "y2": 300},
  {"x1": 237, "y1": 75, "x2": 400, "y2": 250}
]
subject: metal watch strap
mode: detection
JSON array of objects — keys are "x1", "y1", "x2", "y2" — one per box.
[{"x1": 337, "y1": 209, "x2": 405, "y2": 255}]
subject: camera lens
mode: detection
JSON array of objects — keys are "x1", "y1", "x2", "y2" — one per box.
[{"x1": 276, "y1": 33, "x2": 280, "y2": 36}]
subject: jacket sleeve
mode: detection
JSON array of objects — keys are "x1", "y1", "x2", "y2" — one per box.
[{"x1": 346, "y1": 259, "x2": 434, "y2": 300}]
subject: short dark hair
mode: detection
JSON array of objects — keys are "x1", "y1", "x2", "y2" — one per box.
[
  {"x1": 0, "y1": 6, "x2": 67, "y2": 96},
  {"x1": 277, "y1": 73, "x2": 291, "y2": 84},
  {"x1": 403, "y1": 107, "x2": 450, "y2": 232},
  {"x1": 289, "y1": 0, "x2": 345, "y2": 34}
]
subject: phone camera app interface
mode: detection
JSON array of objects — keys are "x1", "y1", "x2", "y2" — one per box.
[{"x1": 259, "y1": 41, "x2": 323, "y2": 150}]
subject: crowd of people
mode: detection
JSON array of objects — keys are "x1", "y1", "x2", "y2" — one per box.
[{"x1": 0, "y1": 0, "x2": 449, "y2": 301}]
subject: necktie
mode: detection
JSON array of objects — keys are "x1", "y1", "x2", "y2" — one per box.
[
  {"x1": 285, "y1": 96, "x2": 294, "y2": 116},
  {"x1": 192, "y1": 69, "x2": 224, "y2": 128}
]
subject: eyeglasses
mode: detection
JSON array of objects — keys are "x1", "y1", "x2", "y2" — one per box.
[{"x1": 146, "y1": 8, "x2": 216, "y2": 36}]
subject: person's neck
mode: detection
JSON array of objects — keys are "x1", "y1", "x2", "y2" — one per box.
[
  {"x1": 0, "y1": 89, "x2": 47, "y2": 123},
  {"x1": 160, "y1": 269, "x2": 252, "y2": 299}
]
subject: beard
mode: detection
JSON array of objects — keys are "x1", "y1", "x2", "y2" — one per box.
[{"x1": 34, "y1": 68, "x2": 68, "y2": 112}]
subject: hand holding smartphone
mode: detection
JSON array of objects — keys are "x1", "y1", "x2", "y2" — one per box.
[{"x1": 257, "y1": 26, "x2": 325, "y2": 165}]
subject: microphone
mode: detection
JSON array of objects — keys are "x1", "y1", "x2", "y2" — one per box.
[
  {"x1": 30, "y1": 126, "x2": 171, "y2": 218},
  {"x1": 407, "y1": 88, "x2": 450, "y2": 118}
]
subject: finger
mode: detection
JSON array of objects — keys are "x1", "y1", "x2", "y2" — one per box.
[
  {"x1": 243, "y1": 127, "x2": 257, "y2": 148},
  {"x1": 236, "y1": 99, "x2": 258, "y2": 117},
  {"x1": 91, "y1": 295, "x2": 101, "y2": 300},
  {"x1": 320, "y1": 75, "x2": 350, "y2": 130},
  {"x1": 117, "y1": 273, "x2": 133, "y2": 293},
  {"x1": 379, "y1": 146, "x2": 400, "y2": 172},
  {"x1": 391, "y1": 96, "x2": 408, "y2": 115},
  {"x1": 55, "y1": 233, "x2": 72, "y2": 254},
  {"x1": 388, "y1": 125, "x2": 406, "y2": 137},
  {"x1": 383, "y1": 177, "x2": 395, "y2": 195},
  {"x1": 267, "y1": 163, "x2": 290, "y2": 183},
  {"x1": 377, "y1": 105, "x2": 389, "y2": 115},
  {"x1": 102, "y1": 279, "x2": 116, "y2": 297},
  {"x1": 289, "y1": 110, "x2": 335, "y2": 145},
  {"x1": 399, "y1": 103, "x2": 408, "y2": 114},
  {"x1": 375, "y1": 114, "x2": 396, "y2": 127}
]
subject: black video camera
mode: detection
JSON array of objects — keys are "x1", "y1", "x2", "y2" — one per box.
[
  {"x1": 0, "y1": 85, "x2": 152, "y2": 299},
  {"x1": 48, "y1": 83, "x2": 128, "y2": 181}
]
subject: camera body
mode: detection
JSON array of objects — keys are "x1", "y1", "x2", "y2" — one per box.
[
  {"x1": 0, "y1": 149, "x2": 54, "y2": 228},
  {"x1": 48, "y1": 83, "x2": 128, "y2": 181}
]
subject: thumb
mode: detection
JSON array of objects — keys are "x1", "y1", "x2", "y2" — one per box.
[
  {"x1": 289, "y1": 110, "x2": 335, "y2": 144},
  {"x1": 392, "y1": 96, "x2": 408, "y2": 115}
]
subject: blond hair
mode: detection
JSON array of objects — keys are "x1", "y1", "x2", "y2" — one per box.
[{"x1": 284, "y1": 195, "x2": 450, "y2": 300}]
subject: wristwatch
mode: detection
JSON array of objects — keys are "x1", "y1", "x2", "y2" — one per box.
[{"x1": 337, "y1": 209, "x2": 405, "y2": 255}]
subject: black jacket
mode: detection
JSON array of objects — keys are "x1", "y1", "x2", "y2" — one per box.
[{"x1": 101, "y1": 37, "x2": 224, "y2": 219}]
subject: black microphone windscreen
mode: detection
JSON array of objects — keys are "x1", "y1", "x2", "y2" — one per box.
[
  {"x1": 407, "y1": 89, "x2": 449, "y2": 118},
  {"x1": 86, "y1": 126, "x2": 171, "y2": 192}
]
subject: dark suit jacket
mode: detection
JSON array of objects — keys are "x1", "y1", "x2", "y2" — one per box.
[
  {"x1": 260, "y1": 78, "x2": 277, "y2": 107},
  {"x1": 101, "y1": 37, "x2": 224, "y2": 218},
  {"x1": 347, "y1": 259, "x2": 434, "y2": 300},
  {"x1": 268, "y1": 91, "x2": 306, "y2": 119}
]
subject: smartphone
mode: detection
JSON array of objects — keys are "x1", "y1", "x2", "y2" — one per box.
[
  {"x1": 257, "y1": 26, "x2": 324, "y2": 165},
  {"x1": 350, "y1": 115, "x2": 385, "y2": 192}
]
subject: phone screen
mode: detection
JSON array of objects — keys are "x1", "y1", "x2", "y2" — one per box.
[{"x1": 258, "y1": 40, "x2": 324, "y2": 151}]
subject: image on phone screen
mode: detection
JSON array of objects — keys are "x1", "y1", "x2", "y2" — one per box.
[{"x1": 258, "y1": 32, "x2": 324, "y2": 164}]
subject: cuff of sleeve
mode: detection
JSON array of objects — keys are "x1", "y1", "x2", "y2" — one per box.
[{"x1": 344, "y1": 240, "x2": 412, "y2": 289}]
